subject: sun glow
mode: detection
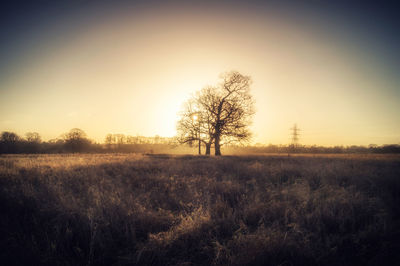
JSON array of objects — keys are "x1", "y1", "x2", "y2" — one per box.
[{"x1": 0, "y1": 2, "x2": 399, "y2": 145}]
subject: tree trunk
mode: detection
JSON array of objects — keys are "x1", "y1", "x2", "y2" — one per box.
[
  {"x1": 215, "y1": 134, "x2": 221, "y2": 156},
  {"x1": 205, "y1": 143, "x2": 211, "y2": 155}
]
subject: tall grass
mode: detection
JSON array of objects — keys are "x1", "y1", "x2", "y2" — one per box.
[{"x1": 0, "y1": 154, "x2": 399, "y2": 265}]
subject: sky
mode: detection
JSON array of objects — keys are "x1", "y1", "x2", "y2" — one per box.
[{"x1": 1, "y1": 0, "x2": 399, "y2": 146}]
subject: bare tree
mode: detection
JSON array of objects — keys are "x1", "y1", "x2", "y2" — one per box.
[
  {"x1": 63, "y1": 128, "x2": 91, "y2": 152},
  {"x1": 114, "y1": 134, "x2": 126, "y2": 146},
  {"x1": 25, "y1": 132, "x2": 41, "y2": 143},
  {"x1": 105, "y1": 133, "x2": 115, "y2": 149},
  {"x1": 25, "y1": 132, "x2": 42, "y2": 153},
  {"x1": 176, "y1": 98, "x2": 214, "y2": 155},
  {"x1": 177, "y1": 71, "x2": 255, "y2": 155},
  {"x1": 0, "y1": 131, "x2": 21, "y2": 153}
]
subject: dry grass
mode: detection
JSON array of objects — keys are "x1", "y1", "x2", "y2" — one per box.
[{"x1": 0, "y1": 153, "x2": 399, "y2": 265}]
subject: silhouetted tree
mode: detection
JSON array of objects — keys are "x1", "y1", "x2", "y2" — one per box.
[
  {"x1": 105, "y1": 134, "x2": 114, "y2": 148},
  {"x1": 25, "y1": 132, "x2": 42, "y2": 153},
  {"x1": 1, "y1": 131, "x2": 20, "y2": 142},
  {"x1": 0, "y1": 131, "x2": 21, "y2": 153},
  {"x1": 115, "y1": 134, "x2": 126, "y2": 146},
  {"x1": 63, "y1": 128, "x2": 91, "y2": 152},
  {"x1": 178, "y1": 71, "x2": 255, "y2": 155},
  {"x1": 25, "y1": 132, "x2": 41, "y2": 143},
  {"x1": 177, "y1": 98, "x2": 214, "y2": 155}
]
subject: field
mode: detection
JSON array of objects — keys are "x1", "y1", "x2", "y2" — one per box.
[{"x1": 1, "y1": 154, "x2": 399, "y2": 265}]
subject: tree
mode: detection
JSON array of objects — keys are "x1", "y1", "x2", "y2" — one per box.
[
  {"x1": 177, "y1": 98, "x2": 214, "y2": 155},
  {"x1": 177, "y1": 71, "x2": 255, "y2": 155},
  {"x1": 0, "y1": 131, "x2": 21, "y2": 153},
  {"x1": 25, "y1": 132, "x2": 42, "y2": 153},
  {"x1": 105, "y1": 134, "x2": 115, "y2": 147},
  {"x1": 1, "y1": 131, "x2": 20, "y2": 143},
  {"x1": 25, "y1": 132, "x2": 41, "y2": 143},
  {"x1": 115, "y1": 134, "x2": 126, "y2": 146},
  {"x1": 63, "y1": 128, "x2": 91, "y2": 152}
]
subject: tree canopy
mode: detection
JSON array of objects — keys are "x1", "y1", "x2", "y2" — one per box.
[{"x1": 177, "y1": 71, "x2": 255, "y2": 155}]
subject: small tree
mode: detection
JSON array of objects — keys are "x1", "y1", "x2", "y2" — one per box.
[
  {"x1": 115, "y1": 134, "x2": 126, "y2": 146},
  {"x1": 25, "y1": 132, "x2": 41, "y2": 143},
  {"x1": 25, "y1": 132, "x2": 42, "y2": 153},
  {"x1": 176, "y1": 98, "x2": 214, "y2": 155},
  {"x1": 105, "y1": 134, "x2": 114, "y2": 147},
  {"x1": 0, "y1": 131, "x2": 21, "y2": 153},
  {"x1": 1, "y1": 131, "x2": 20, "y2": 143},
  {"x1": 63, "y1": 128, "x2": 91, "y2": 152}
]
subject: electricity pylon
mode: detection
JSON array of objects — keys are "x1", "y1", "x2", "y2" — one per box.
[{"x1": 290, "y1": 124, "x2": 300, "y2": 149}]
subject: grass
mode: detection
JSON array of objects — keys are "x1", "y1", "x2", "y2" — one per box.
[{"x1": 0, "y1": 153, "x2": 399, "y2": 265}]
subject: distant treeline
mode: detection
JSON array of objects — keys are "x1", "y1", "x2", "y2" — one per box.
[
  {"x1": 0, "y1": 129, "x2": 181, "y2": 154},
  {"x1": 224, "y1": 144, "x2": 400, "y2": 154},
  {"x1": 1, "y1": 129, "x2": 399, "y2": 154}
]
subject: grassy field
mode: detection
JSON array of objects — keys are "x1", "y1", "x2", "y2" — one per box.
[{"x1": 1, "y1": 154, "x2": 399, "y2": 265}]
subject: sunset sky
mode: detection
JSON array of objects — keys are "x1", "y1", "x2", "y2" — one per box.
[{"x1": 1, "y1": 0, "x2": 399, "y2": 146}]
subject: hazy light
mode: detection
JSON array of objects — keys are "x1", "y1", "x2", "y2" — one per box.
[{"x1": 0, "y1": 2, "x2": 399, "y2": 146}]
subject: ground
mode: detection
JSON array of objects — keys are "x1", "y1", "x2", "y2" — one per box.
[{"x1": 0, "y1": 153, "x2": 399, "y2": 265}]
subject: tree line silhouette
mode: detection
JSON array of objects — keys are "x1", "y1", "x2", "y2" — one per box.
[
  {"x1": 1, "y1": 128, "x2": 399, "y2": 154},
  {"x1": 0, "y1": 129, "x2": 176, "y2": 154}
]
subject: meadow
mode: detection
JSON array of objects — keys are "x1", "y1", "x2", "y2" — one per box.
[{"x1": 1, "y1": 153, "x2": 399, "y2": 265}]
